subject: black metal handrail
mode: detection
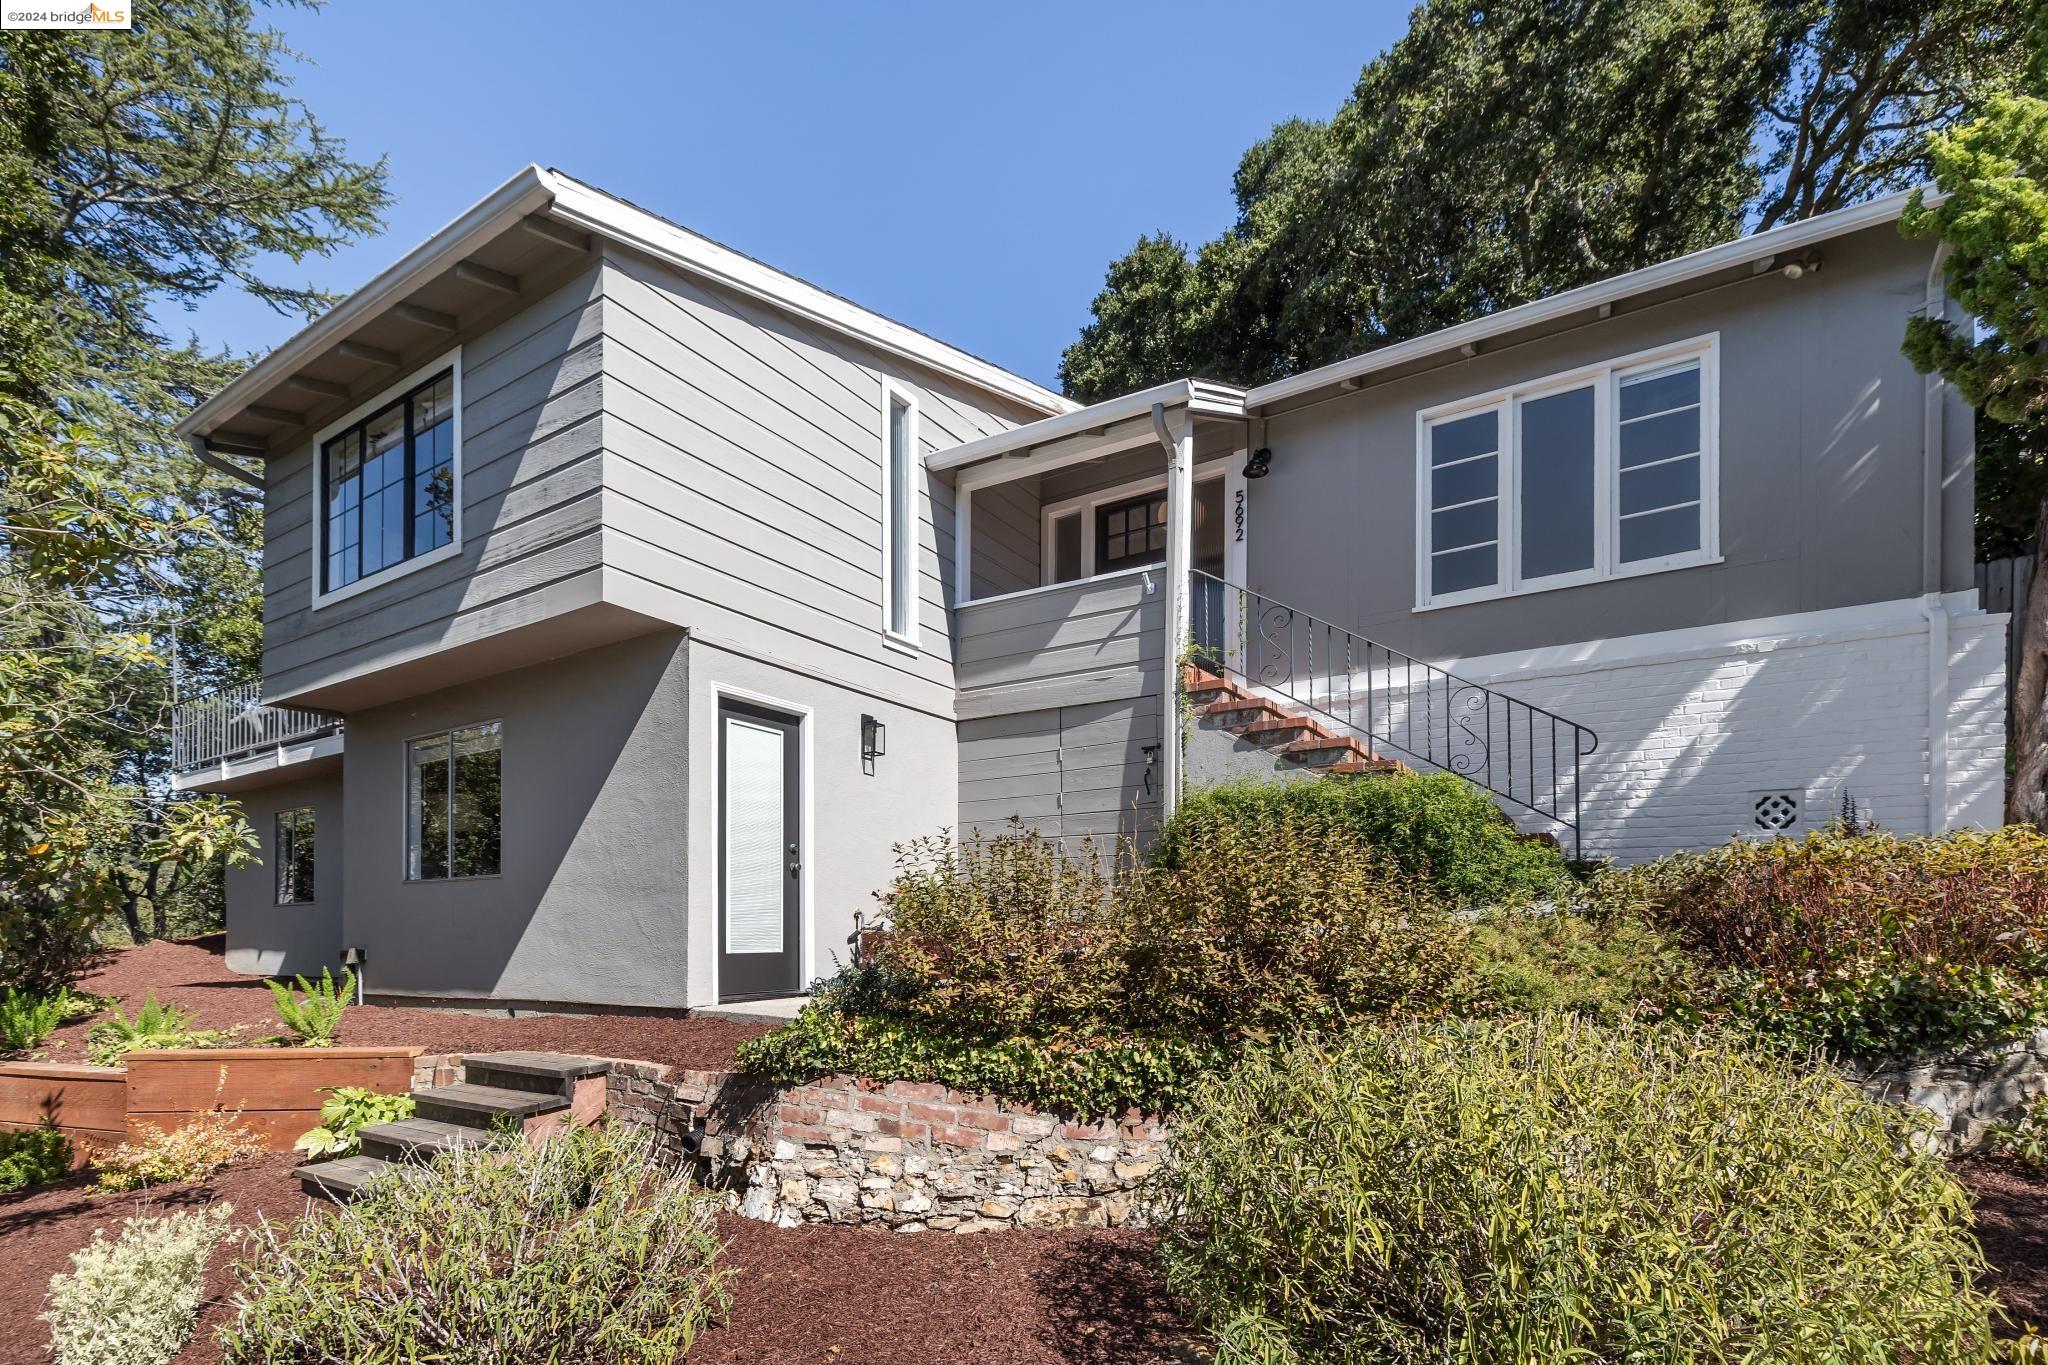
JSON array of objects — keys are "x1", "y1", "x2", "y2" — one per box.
[{"x1": 1189, "y1": 570, "x2": 1598, "y2": 858}]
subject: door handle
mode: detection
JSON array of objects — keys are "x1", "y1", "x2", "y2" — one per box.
[{"x1": 788, "y1": 842, "x2": 800, "y2": 878}]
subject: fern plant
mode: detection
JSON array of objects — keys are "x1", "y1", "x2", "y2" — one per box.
[
  {"x1": 295, "y1": 1086, "x2": 415, "y2": 1158},
  {"x1": 267, "y1": 968, "x2": 352, "y2": 1047},
  {"x1": 86, "y1": 993, "x2": 232, "y2": 1066},
  {"x1": 0, "y1": 987, "x2": 71, "y2": 1052}
]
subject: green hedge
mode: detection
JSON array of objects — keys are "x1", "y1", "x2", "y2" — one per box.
[
  {"x1": 1160, "y1": 1019, "x2": 2000, "y2": 1362},
  {"x1": 1154, "y1": 772, "x2": 1570, "y2": 906}
]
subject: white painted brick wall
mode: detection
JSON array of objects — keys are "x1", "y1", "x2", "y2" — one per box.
[{"x1": 1438, "y1": 600, "x2": 2009, "y2": 864}]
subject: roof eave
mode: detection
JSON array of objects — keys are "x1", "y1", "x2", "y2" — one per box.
[
  {"x1": 1245, "y1": 188, "x2": 1937, "y2": 411},
  {"x1": 928, "y1": 377, "x2": 1244, "y2": 472},
  {"x1": 177, "y1": 164, "x2": 557, "y2": 441}
]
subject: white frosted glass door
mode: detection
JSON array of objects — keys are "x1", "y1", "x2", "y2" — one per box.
[{"x1": 723, "y1": 717, "x2": 785, "y2": 955}]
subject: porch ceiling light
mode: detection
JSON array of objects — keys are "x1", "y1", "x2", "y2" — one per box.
[{"x1": 1244, "y1": 446, "x2": 1273, "y2": 480}]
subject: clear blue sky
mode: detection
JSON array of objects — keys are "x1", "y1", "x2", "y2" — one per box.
[{"x1": 170, "y1": 1, "x2": 1409, "y2": 392}]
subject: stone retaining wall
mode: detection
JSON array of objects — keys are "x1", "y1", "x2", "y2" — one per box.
[
  {"x1": 1848, "y1": 1031, "x2": 2048, "y2": 1153},
  {"x1": 605, "y1": 1062, "x2": 1167, "y2": 1232}
]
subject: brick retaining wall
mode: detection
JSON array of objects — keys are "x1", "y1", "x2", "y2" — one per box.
[{"x1": 605, "y1": 1062, "x2": 1168, "y2": 1232}]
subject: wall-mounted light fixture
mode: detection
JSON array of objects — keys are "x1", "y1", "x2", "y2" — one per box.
[
  {"x1": 861, "y1": 713, "x2": 887, "y2": 775},
  {"x1": 1243, "y1": 447, "x2": 1273, "y2": 480}
]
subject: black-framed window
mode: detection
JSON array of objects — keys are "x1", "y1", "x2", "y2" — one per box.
[
  {"x1": 1097, "y1": 490, "x2": 1168, "y2": 573},
  {"x1": 322, "y1": 369, "x2": 456, "y2": 593},
  {"x1": 406, "y1": 721, "x2": 502, "y2": 881},
  {"x1": 274, "y1": 807, "x2": 315, "y2": 905}
]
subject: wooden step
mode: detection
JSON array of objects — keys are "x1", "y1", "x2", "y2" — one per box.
[
  {"x1": 358, "y1": 1116, "x2": 488, "y2": 1164},
  {"x1": 411, "y1": 1082, "x2": 569, "y2": 1133},
  {"x1": 296, "y1": 1153, "x2": 394, "y2": 1201},
  {"x1": 462, "y1": 1051, "x2": 611, "y2": 1081}
]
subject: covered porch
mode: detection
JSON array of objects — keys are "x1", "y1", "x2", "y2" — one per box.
[{"x1": 935, "y1": 380, "x2": 1251, "y2": 821}]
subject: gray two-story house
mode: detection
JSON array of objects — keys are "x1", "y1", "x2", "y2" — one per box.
[{"x1": 172, "y1": 167, "x2": 2000, "y2": 1009}]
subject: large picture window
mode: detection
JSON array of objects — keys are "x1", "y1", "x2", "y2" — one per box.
[
  {"x1": 1417, "y1": 337, "x2": 1716, "y2": 608},
  {"x1": 274, "y1": 807, "x2": 315, "y2": 905},
  {"x1": 406, "y1": 721, "x2": 501, "y2": 881},
  {"x1": 321, "y1": 366, "x2": 457, "y2": 596}
]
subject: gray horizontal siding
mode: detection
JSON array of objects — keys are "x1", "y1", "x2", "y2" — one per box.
[
  {"x1": 957, "y1": 696, "x2": 1161, "y2": 849},
  {"x1": 953, "y1": 570, "x2": 1165, "y2": 715},
  {"x1": 596, "y1": 246, "x2": 1035, "y2": 708},
  {"x1": 262, "y1": 267, "x2": 611, "y2": 697}
]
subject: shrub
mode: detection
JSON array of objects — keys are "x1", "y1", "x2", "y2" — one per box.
[
  {"x1": 736, "y1": 980, "x2": 1228, "y2": 1115},
  {"x1": 1452, "y1": 906, "x2": 1695, "y2": 1021},
  {"x1": 0, "y1": 1123, "x2": 73, "y2": 1193},
  {"x1": 1986, "y1": 1095, "x2": 2048, "y2": 1168},
  {"x1": 293, "y1": 1085, "x2": 414, "y2": 1158},
  {"x1": 220, "y1": 1123, "x2": 730, "y2": 1364},
  {"x1": 40, "y1": 1204, "x2": 235, "y2": 1365},
  {"x1": 1160, "y1": 1018, "x2": 2000, "y2": 1363},
  {"x1": 0, "y1": 986, "x2": 72, "y2": 1052},
  {"x1": 1606, "y1": 824, "x2": 2048, "y2": 1057},
  {"x1": 93, "y1": 1111, "x2": 264, "y2": 1193},
  {"x1": 873, "y1": 823, "x2": 1131, "y2": 1035},
  {"x1": 1122, "y1": 812, "x2": 1465, "y2": 1039},
  {"x1": 1155, "y1": 772, "x2": 1570, "y2": 907},
  {"x1": 85, "y1": 991, "x2": 234, "y2": 1065},
  {"x1": 265, "y1": 968, "x2": 351, "y2": 1047}
]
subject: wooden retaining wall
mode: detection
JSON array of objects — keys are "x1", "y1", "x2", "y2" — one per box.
[{"x1": 0, "y1": 1046, "x2": 420, "y2": 1154}]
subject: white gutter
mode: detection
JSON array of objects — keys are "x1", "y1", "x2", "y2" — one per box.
[
  {"x1": 1245, "y1": 188, "x2": 1935, "y2": 410},
  {"x1": 178, "y1": 165, "x2": 558, "y2": 441},
  {"x1": 929, "y1": 377, "x2": 1245, "y2": 472},
  {"x1": 1921, "y1": 241, "x2": 1955, "y2": 834},
  {"x1": 544, "y1": 174, "x2": 1072, "y2": 419}
]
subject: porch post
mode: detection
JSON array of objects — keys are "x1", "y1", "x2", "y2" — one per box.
[{"x1": 1156, "y1": 402, "x2": 1194, "y2": 820}]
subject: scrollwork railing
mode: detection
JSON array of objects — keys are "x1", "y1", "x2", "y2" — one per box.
[{"x1": 1191, "y1": 570, "x2": 1598, "y2": 858}]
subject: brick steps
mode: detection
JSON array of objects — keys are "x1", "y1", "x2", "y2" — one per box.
[
  {"x1": 1184, "y1": 664, "x2": 1410, "y2": 782},
  {"x1": 295, "y1": 1051, "x2": 608, "y2": 1202}
]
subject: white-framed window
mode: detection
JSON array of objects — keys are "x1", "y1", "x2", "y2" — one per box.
[
  {"x1": 879, "y1": 379, "x2": 920, "y2": 648},
  {"x1": 1415, "y1": 334, "x2": 1719, "y2": 609},
  {"x1": 405, "y1": 720, "x2": 502, "y2": 881},
  {"x1": 311, "y1": 347, "x2": 463, "y2": 609},
  {"x1": 274, "y1": 807, "x2": 315, "y2": 905}
]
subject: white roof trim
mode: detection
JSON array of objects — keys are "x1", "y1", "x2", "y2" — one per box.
[
  {"x1": 180, "y1": 166, "x2": 1070, "y2": 442},
  {"x1": 1245, "y1": 188, "x2": 1933, "y2": 409},
  {"x1": 928, "y1": 377, "x2": 1244, "y2": 472},
  {"x1": 545, "y1": 175, "x2": 1070, "y2": 418}
]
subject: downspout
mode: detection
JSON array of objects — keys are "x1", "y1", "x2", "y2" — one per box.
[
  {"x1": 1153, "y1": 400, "x2": 1193, "y2": 820},
  {"x1": 186, "y1": 434, "x2": 265, "y2": 490},
  {"x1": 1921, "y1": 243, "x2": 1954, "y2": 834}
]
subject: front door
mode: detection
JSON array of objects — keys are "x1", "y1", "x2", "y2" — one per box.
[{"x1": 718, "y1": 700, "x2": 802, "y2": 1001}]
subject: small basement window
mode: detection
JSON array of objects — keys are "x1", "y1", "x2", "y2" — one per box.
[{"x1": 406, "y1": 721, "x2": 502, "y2": 880}]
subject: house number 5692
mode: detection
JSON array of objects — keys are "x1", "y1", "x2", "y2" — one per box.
[{"x1": 1233, "y1": 488, "x2": 1246, "y2": 543}]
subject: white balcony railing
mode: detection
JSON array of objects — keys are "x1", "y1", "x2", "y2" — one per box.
[{"x1": 170, "y1": 683, "x2": 341, "y2": 774}]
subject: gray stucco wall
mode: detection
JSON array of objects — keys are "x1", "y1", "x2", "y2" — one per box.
[
  {"x1": 225, "y1": 768, "x2": 344, "y2": 979},
  {"x1": 1247, "y1": 222, "x2": 1973, "y2": 662},
  {"x1": 337, "y1": 630, "x2": 690, "y2": 1007},
  {"x1": 681, "y1": 639, "x2": 959, "y2": 1004}
]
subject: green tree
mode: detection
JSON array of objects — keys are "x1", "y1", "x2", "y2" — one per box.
[
  {"x1": 1061, "y1": 0, "x2": 2025, "y2": 401},
  {"x1": 0, "y1": 0, "x2": 387, "y2": 976},
  {"x1": 1902, "y1": 10, "x2": 2048, "y2": 823}
]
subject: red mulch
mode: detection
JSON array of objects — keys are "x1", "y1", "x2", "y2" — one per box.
[
  {"x1": 34, "y1": 936, "x2": 776, "y2": 1072},
  {"x1": 1959, "y1": 1155, "x2": 2048, "y2": 1334},
  {"x1": 0, "y1": 1155, "x2": 1194, "y2": 1364},
  {"x1": 0, "y1": 1152, "x2": 310, "y2": 1365}
]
